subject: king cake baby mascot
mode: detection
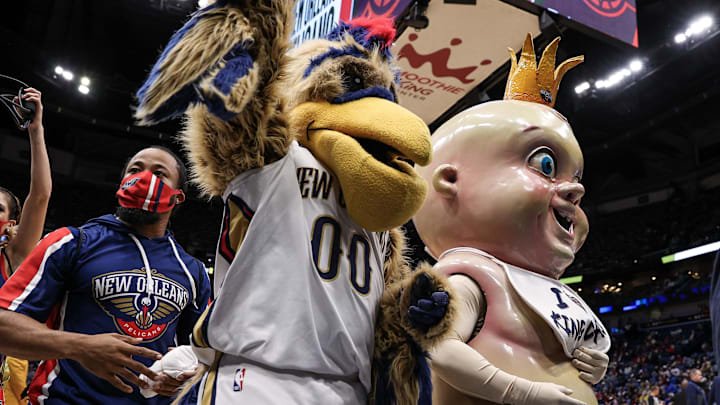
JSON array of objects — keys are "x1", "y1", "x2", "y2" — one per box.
[
  {"x1": 412, "y1": 34, "x2": 611, "y2": 405},
  {"x1": 134, "y1": 0, "x2": 456, "y2": 404}
]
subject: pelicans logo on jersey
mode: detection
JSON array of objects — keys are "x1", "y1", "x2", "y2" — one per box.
[{"x1": 92, "y1": 269, "x2": 189, "y2": 341}]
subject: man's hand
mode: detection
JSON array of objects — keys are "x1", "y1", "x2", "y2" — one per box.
[
  {"x1": 153, "y1": 371, "x2": 196, "y2": 396},
  {"x1": 572, "y1": 347, "x2": 609, "y2": 384},
  {"x1": 72, "y1": 333, "x2": 162, "y2": 393}
]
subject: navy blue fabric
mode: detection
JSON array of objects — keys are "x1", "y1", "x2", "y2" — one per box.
[
  {"x1": 687, "y1": 380, "x2": 708, "y2": 405},
  {"x1": 331, "y1": 86, "x2": 395, "y2": 104},
  {"x1": 710, "y1": 376, "x2": 720, "y2": 405},
  {"x1": 5, "y1": 215, "x2": 211, "y2": 405},
  {"x1": 712, "y1": 250, "x2": 720, "y2": 369}
]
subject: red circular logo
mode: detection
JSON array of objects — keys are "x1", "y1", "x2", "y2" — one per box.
[{"x1": 583, "y1": 0, "x2": 635, "y2": 18}]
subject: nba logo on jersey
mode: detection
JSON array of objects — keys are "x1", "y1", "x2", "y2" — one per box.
[{"x1": 233, "y1": 368, "x2": 246, "y2": 392}]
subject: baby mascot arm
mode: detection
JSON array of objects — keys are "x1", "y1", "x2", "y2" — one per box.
[
  {"x1": 431, "y1": 274, "x2": 586, "y2": 405},
  {"x1": 135, "y1": 0, "x2": 293, "y2": 196}
]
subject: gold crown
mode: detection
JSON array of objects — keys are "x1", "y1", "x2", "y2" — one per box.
[{"x1": 503, "y1": 33, "x2": 584, "y2": 108}]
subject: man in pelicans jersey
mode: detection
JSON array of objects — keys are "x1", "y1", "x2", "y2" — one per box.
[{"x1": 0, "y1": 146, "x2": 211, "y2": 405}]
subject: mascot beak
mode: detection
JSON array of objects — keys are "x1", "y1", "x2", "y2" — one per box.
[
  {"x1": 291, "y1": 97, "x2": 431, "y2": 168},
  {"x1": 290, "y1": 97, "x2": 432, "y2": 231}
]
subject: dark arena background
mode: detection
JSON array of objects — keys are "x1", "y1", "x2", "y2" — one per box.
[{"x1": 2, "y1": 0, "x2": 720, "y2": 404}]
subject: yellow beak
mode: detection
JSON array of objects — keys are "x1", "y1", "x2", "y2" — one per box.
[
  {"x1": 289, "y1": 97, "x2": 432, "y2": 231},
  {"x1": 291, "y1": 98, "x2": 432, "y2": 167}
]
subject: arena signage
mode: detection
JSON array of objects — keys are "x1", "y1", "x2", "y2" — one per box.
[
  {"x1": 350, "y1": 0, "x2": 413, "y2": 19},
  {"x1": 291, "y1": 0, "x2": 346, "y2": 46},
  {"x1": 523, "y1": 0, "x2": 638, "y2": 47},
  {"x1": 391, "y1": 0, "x2": 540, "y2": 124}
]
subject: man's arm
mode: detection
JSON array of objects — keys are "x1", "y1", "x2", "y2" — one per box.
[
  {"x1": 0, "y1": 228, "x2": 162, "y2": 393},
  {"x1": 0, "y1": 309, "x2": 161, "y2": 393}
]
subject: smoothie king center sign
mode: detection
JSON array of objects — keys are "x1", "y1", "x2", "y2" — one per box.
[{"x1": 392, "y1": 0, "x2": 540, "y2": 124}]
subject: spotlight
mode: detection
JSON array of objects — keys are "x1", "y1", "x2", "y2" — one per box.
[
  {"x1": 198, "y1": 0, "x2": 210, "y2": 6},
  {"x1": 80, "y1": 77, "x2": 90, "y2": 86},
  {"x1": 675, "y1": 33, "x2": 687, "y2": 43},
  {"x1": 62, "y1": 70, "x2": 74, "y2": 81},
  {"x1": 54, "y1": 66, "x2": 64, "y2": 75},
  {"x1": 687, "y1": 15, "x2": 713, "y2": 36},
  {"x1": 652, "y1": 276, "x2": 656, "y2": 280},
  {"x1": 574, "y1": 82, "x2": 590, "y2": 94},
  {"x1": 595, "y1": 80, "x2": 607, "y2": 89},
  {"x1": 621, "y1": 68, "x2": 631, "y2": 77},
  {"x1": 78, "y1": 85, "x2": 90, "y2": 94},
  {"x1": 629, "y1": 60, "x2": 643, "y2": 72},
  {"x1": 618, "y1": 282, "x2": 623, "y2": 286}
]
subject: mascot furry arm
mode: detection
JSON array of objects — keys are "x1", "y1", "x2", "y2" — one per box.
[{"x1": 135, "y1": 1, "x2": 455, "y2": 404}]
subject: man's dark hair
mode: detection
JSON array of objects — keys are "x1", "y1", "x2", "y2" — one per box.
[
  {"x1": 0, "y1": 186, "x2": 22, "y2": 222},
  {"x1": 119, "y1": 145, "x2": 188, "y2": 194}
]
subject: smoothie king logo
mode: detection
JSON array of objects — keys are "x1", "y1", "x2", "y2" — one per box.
[
  {"x1": 396, "y1": 32, "x2": 491, "y2": 101},
  {"x1": 93, "y1": 269, "x2": 189, "y2": 341}
]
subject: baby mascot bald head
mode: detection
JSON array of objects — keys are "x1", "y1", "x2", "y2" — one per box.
[{"x1": 414, "y1": 34, "x2": 588, "y2": 279}]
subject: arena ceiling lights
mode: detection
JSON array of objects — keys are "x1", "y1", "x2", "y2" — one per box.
[
  {"x1": 661, "y1": 240, "x2": 720, "y2": 264},
  {"x1": 53, "y1": 65, "x2": 91, "y2": 95},
  {"x1": 575, "y1": 14, "x2": 715, "y2": 96}
]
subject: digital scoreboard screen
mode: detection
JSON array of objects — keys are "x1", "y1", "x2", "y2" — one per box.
[{"x1": 526, "y1": 0, "x2": 638, "y2": 47}]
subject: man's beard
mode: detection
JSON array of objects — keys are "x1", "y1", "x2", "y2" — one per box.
[{"x1": 115, "y1": 207, "x2": 162, "y2": 225}]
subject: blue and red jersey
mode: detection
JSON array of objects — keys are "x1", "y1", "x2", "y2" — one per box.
[{"x1": 0, "y1": 215, "x2": 211, "y2": 405}]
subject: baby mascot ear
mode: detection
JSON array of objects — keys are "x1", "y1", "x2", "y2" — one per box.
[{"x1": 432, "y1": 164, "x2": 458, "y2": 199}]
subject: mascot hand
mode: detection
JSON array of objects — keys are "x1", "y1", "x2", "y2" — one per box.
[
  {"x1": 511, "y1": 381, "x2": 586, "y2": 405},
  {"x1": 572, "y1": 347, "x2": 608, "y2": 384},
  {"x1": 407, "y1": 273, "x2": 449, "y2": 332}
]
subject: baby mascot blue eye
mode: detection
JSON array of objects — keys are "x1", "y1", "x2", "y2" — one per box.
[{"x1": 528, "y1": 148, "x2": 556, "y2": 178}]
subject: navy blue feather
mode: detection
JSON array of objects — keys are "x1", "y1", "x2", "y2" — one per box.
[
  {"x1": 304, "y1": 46, "x2": 365, "y2": 78},
  {"x1": 325, "y1": 22, "x2": 392, "y2": 60},
  {"x1": 212, "y1": 41, "x2": 254, "y2": 95},
  {"x1": 136, "y1": 2, "x2": 254, "y2": 123},
  {"x1": 374, "y1": 357, "x2": 397, "y2": 405},
  {"x1": 332, "y1": 86, "x2": 395, "y2": 104},
  {"x1": 414, "y1": 348, "x2": 433, "y2": 405}
]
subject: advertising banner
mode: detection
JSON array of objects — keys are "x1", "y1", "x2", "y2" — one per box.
[
  {"x1": 526, "y1": 0, "x2": 637, "y2": 47},
  {"x1": 291, "y1": 0, "x2": 348, "y2": 46},
  {"x1": 350, "y1": 0, "x2": 414, "y2": 19},
  {"x1": 391, "y1": 0, "x2": 541, "y2": 123}
]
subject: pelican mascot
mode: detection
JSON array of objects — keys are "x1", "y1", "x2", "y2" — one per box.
[{"x1": 134, "y1": 0, "x2": 456, "y2": 404}]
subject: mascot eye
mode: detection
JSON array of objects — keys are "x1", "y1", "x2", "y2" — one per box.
[
  {"x1": 343, "y1": 74, "x2": 365, "y2": 93},
  {"x1": 528, "y1": 148, "x2": 556, "y2": 178}
]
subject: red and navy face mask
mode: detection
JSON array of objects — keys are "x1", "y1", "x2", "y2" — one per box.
[{"x1": 116, "y1": 171, "x2": 183, "y2": 213}]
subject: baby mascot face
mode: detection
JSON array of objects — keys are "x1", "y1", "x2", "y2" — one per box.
[{"x1": 414, "y1": 100, "x2": 589, "y2": 278}]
